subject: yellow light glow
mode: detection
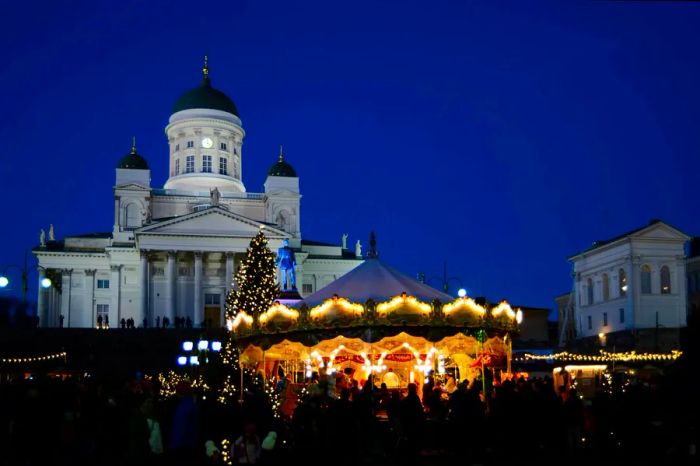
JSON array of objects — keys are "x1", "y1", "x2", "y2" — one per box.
[
  {"x1": 491, "y1": 301, "x2": 516, "y2": 319},
  {"x1": 231, "y1": 311, "x2": 254, "y2": 330},
  {"x1": 259, "y1": 301, "x2": 300, "y2": 324},
  {"x1": 309, "y1": 295, "x2": 364, "y2": 319},
  {"x1": 443, "y1": 296, "x2": 487, "y2": 316},
  {"x1": 516, "y1": 349, "x2": 682, "y2": 363},
  {"x1": 376, "y1": 293, "x2": 431, "y2": 316}
]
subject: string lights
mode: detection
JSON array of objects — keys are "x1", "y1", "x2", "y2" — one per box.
[
  {"x1": 0, "y1": 351, "x2": 67, "y2": 364},
  {"x1": 516, "y1": 349, "x2": 682, "y2": 363},
  {"x1": 308, "y1": 295, "x2": 363, "y2": 319}
]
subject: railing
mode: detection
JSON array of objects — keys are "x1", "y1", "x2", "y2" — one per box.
[{"x1": 152, "y1": 188, "x2": 264, "y2": 200}]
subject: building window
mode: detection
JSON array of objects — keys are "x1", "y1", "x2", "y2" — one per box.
[
  {"x1": 178, "y1": 267, "x2": 191, "y2": 277},
  {"x1": 205, "y1": 294, "x2": 221, "y2": 305},
  {"x1": 603, "y1": 312, "x2": 608, "y2": 326},
  {"x1": 220, "y1": 142, "x2": 227, "y2": 151},
  {"x1": 641, "y1": 264, "x2": 652, "y2": 294},
  {"x1": 152, "y1": 267, "x2": 164, "y2": 276},
  {"x1": 202, "y1": 155, "x2": 212, "y2": 173},
  {"x1": 660, "y1": 265, "x2": 671, "y2": 294},
  {"x1": 302, "y1": 284, "x2": 313, "y2": 294},
  {"x1": 187, "y1": 140, "x2": 194, "y2": 148},
  {"x1": 97, "y1": 279, "x2": 110, "y2": 289},
  {"x1": 219, "y1": 157, "x2": 228, "y2": 175},
  {"x1": 586, "y1": 278, "x2": 594, "y2": 305},
  {"x1": 587, "y1": 315, "x2": 592, "y2": 330},
  {"x1": 186, "y1": 156, "x2": 194, "y2": 173},
  {"x1": 619, "y1": 268, "x2": 627, "y2": 297},
  {"x1": 619, "y1": 308, "x2": 625, "y2": 323},
  {"x1": 175, "y1": 159, "x2": 180, "y2": 175},
  {"x1": 602, "y1": 274, "x2": 610, "y2": 301},
  {"x1": 234, "y1": 147, "x2": 238, "y2": 155},
  {"x1": 175, "y1": 143, "x2": 179, "y2": 152}
]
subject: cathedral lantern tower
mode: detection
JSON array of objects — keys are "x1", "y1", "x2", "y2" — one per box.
[{"x1": 164, "y1": 57, "x2": 245, "y2": 193}]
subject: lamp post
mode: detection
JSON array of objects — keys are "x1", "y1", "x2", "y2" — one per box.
[
  {"x1": 425, "y1": 261, "x2": 463, "y2": 296},
  {"x1": 0, "y1": 250, "x2": 52, "y2": 322}
]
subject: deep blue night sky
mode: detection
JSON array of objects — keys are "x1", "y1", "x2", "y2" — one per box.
[{"x1": 1, "y1": 1, "x2": 699, "y2": 313}]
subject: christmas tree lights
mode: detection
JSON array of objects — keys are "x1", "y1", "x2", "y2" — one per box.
[{"x1": 225, "y1": 230, "x2": 279, "y2": 322}]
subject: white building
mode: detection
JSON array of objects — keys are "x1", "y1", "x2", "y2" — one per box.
[
  {"x1": 566, "y1": 220, "x2": 689, "y2": 348},
  {"x1": 33, "y1": 61, "x2": 363, "y2": 328}
]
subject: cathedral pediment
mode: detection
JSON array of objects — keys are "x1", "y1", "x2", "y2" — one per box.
[
  {"x1": 115, "y1": 183, "x2": 151, "y2": 191},
  {"x1": 631, "y1": 221, "x2": 690, "y2": 242},
  {"x1": 137, "y1": 206, "x2": 289, "y2": 238}
]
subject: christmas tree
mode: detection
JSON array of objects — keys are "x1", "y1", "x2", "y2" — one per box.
[{"x1": 225, "y1": 229, "x2": 279, "y2": 321}]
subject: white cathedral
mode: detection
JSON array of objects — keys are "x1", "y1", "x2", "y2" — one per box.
[{"x1": 33, "y1": 61, "x2": 363, "y2": 328}]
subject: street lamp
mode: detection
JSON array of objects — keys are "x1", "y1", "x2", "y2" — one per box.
[
  {"x1": 424, "y1": 261, "x2": 463, "y2": 296},
  {"x1": 1, "y1": 250, "x2": 52, "y2": 308}
]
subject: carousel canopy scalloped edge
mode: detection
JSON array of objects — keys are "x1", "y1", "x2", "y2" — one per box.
[{"x1": 228, "y1": 292, "x2": 523, "y2": 342}]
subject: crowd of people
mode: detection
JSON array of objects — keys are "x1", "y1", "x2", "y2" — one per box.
[{"x1": 0, "y1": 366, "x2": 695, "y2": 466}]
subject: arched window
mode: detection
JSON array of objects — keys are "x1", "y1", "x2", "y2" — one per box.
[
  {"x1": 641, "y1": 264, "x2": 652, "y2": 294},
  {"x1": 124, "y1": 203, "x2": 141, "y2": 229},
  {"x1": 619, "y1": 269, "x2": 627, "y2": 297},
  {"x1": 660, "y1": 265, "x2": 671, "y2": 294},
  {"x1": 587, "y1": 278, "x2": 594, "y2": 305},
  {"x1": 602, "y1": 274, "x2": 610, "y2": 301}
]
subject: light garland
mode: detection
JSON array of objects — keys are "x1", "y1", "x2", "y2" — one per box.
[
  {"x1": 376, "y1": 293, "x2": 431, "y2": 316},
  {"x1": 221, "y1": 439, "x2": 232, "y2": 465},
  {"x1": 309, "y1": 295, "x2": 363, "y2": 319},
  {"x1": 231, "y1": 311, "x2": 254, "y2": 330},
  {"x1": 490, "y1": 301, "x2": 517, "y2": 319},
  {"x1": 259, "y1": 301, "x2": 299, "y2": 324},
  {"x1": 516, "y1": 349, "x2": 682, "y2": 363},
  {"x1": 0, "y1": 351, "x2": 67, "y2": 364},
  {"x1": 443, "y1": 297, "x2": 486, "y2": 316}
]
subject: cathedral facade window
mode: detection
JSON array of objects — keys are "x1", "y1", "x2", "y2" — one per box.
[
  {"x1": 175, "y1": 159, "x2": 180, "y2": 175},
  {"x1": 641, "y1": 264, "x2": 652, "y2": 294},
  {"x1": 219, "y1": 157, "x2": 228, "y2": 175},
  {"x1": 186, "y1": 156, "x2": 194, "y2": 173},
  {"x1": 220, "y1": 142, "x2": 227, "y2": 151},
  {"x1": 187, "y1": 140, "x2": 194, "y2": 148},
  {"x1": 202, "y1": 155, "x2": 212, "y2": 173},
  {"x1": 660, "y1": 265, "x2": 671, "y2": 294}
]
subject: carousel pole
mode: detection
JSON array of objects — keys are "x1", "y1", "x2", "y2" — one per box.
[
  {"x1": 239, "y1": 359, "x2": 244, "y2": 404},
  {"x1": 506, "y1": 333, "x2": 512, "y2": 376}
]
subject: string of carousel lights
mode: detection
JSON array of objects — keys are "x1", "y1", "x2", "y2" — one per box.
[
  {"x1": 0, "y1": 351, "x2": 67, "y2": 364},
  {"x1": 514, "y1": 349, "x2": 682, "y2": 363}
]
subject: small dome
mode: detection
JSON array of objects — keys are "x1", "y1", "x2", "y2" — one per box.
[
  {"x1": 117, "y1": 140, "x2": 149, "y2": 169},
  {"x1": 268, "y1": 146, "x2": 298, "y2": 177}
]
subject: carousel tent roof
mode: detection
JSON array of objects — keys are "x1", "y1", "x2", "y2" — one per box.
[{"x1": 303, "y1": 258, "x2": 453, "y2": 307}]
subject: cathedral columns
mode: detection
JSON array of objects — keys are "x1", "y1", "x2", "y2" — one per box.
[
  {"x1": 110, "y1": 265, "x2": 122, "y2": 326},
  {"x1": 36, "y1": 272, "x2": 47, "y2": 327},
  {"x1": 85, "y1": 269, "x2": 96, "y2": 328},
  {"x1": 225, "y1": 252, "x2": 234, "y2": 293},
  {"x1": 194, "y1": 251, "x2": 203, "y2": 327},
  {"x1": 139, "y1": 251, "x2": 149, "y2": 325},
  {"x1": 166, "y1": 251, "x2": 177, "y2": 324}
]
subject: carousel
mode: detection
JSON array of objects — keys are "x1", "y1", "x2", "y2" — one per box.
[{"x1": 229, "y1": 252, "x2": 522, "y2": 400}]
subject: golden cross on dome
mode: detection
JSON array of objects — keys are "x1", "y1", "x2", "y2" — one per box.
[
  {"x1": 131, "y1": 136, "x2": 137, "y2": 153},
  {"x1": 279, "y1": 144, "x2": 284, "y2": 161},
  {"x1": 203, "y1": 55, "x2": 209, "y2": 78}
]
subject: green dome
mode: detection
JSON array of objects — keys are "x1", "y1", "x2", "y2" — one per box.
[
  {"x1": 117, "y1": 143, "x2": 149, "y2": 169},
  {"x1": 268, "y1": 150, "x2": 297, "y2": 177},
  {"x1": 173, "y1": 77, "x2": 239, "y2": 116}
]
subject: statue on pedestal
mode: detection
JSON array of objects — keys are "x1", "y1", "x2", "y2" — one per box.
[
  {"x1": 49, "y1": 224, "x2": 55, "y2": 242},
  {"x1": 342, "y1": 233, "x2": 348, "y2": 249},
  {"x1": 210, "y1": 187, "x2": 220, "y2": 206},
  {"x1": 276, "y1": 239, "x2": 297, "y2": 290},
  {"x1": 355, "y1": 240, "x2": 362, "y2": 258},
  {"x1": 40, "y1": 229, "x2": 46, "y2": 247}
]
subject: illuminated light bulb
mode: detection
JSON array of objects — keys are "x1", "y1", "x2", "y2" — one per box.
[
  {"x1": 182, "y1": 341, "x2": 194, "y2": 351},
  {"x1": 177, "y1": 356, "x2": 187, "y2": 366}
]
